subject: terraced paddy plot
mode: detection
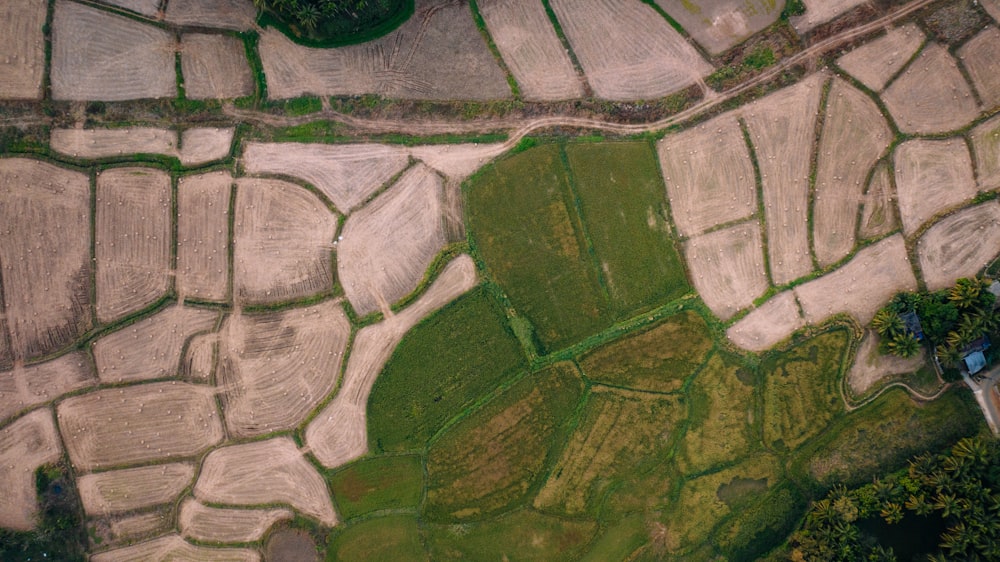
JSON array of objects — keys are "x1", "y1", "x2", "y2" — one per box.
[
  {"x1": 108, "y1": 512, "x2": 169, "y2": 542},
  {"x1": 95, "y1": 167, "x2": 171, "y2": 323},
  {"x1": 743, "y1": 74, "x2": 823, "y2": 284},
  {"x1": 258, "y1": 0, "x2": 510, "y2": 100},
  {"x1": 77, "y1": 463, "x2": 195, "y2": 515},
  {"x1": 478, "y1": 0, "x2": 583, "y2": 100},
  {"x1": 328, "y1": 454, "x2": 424, "y2": 520},
  {"x1": 761, "y1": 329, "x2": 847, "y2": 451},
  {"x1": 339, "y1": 164, "x2": 446, "y2": 316},
  {"x1": 959, "y1": 27, "x2": 1000, "y2": 110},
  {"x1": 424, "y1": 509, "x2": 597, "y2": 561},
  {"x1": 91, "y1": 534, "x2": 260, "y2": 562},
  {"x1": 51, "y1": 1, "x2": 176, "y2": 101},
  {"x1": 973, "y1": 115, "x2": 1000, "y2": 191},
  {"x1": 835, "y1": 24, "x2": 924, "y2": 92},
  {"x1": 565, "y1": 141, "x2": 689, "y2": 314},
  {"x1": 51, "y1": 128, "x2": 178, "y2": 159},
  {"x1": 894, "y1": 139, "x2": 977, "y2": 235},
  {"x1": 179, "y1": 500, "x2": 293, "y2": 543},
  {"x1": 0, "y1": 352, "x2": 95, "y2": 423},
  {"x1": 859, "y1": 161, "x2": 898, "y2": 240},
  {"x1": 0, "y1": 0, "x2": 46, "y2": 99},
  {"x1": 549, "y1": 0, "x2": 711, "y2": 100},
  {"x1": 182, "y1": 333, "x2": 215, "y2": 382},
  {"x1": 425, "y1": 363, "x2": 583, "y2": 520},
  {"x1": 578, "y1": 310, "x2": 713, "y2": 393},
  {"x1": 179, "y1": 128, "x2": 235, "y2": 166},
  {"x1": 216, "y1": 299, "x2": 349, "y2": 438},
  {"x1": 177, "y1": 172, "x2": 232, "y2": 301},
  {"x1": 684, "y1": 221, "x2": 768, "y2": 321},
  {"x1": 164, "y1": 0, "x2": 257, "y2": 30},
  {"x1": 180, "y1": 34, "x2": 254, "y2": 100},
  {"x1": 847, "y1": 330, "x2": 926, "y2": 396},
  {"x1": 917, "y1": 201, "x2": 1000, "y2": 291},
  {"x1": 813, "y1": 78, "x2": 892, "y2": 267},
  {"x1": 328, "y1": 516, "x2": 428, "y2": 561},
  {"x1": 233, "y1": 177, "x2": 338, "y2": 305},
  {"x1": 95, "y1": 0, "x2": 160, "y2": 16},
  {"x1": 57, "y1": 382, "x2": 224, "y2": 471},
  {"x1": 0, "y1": 408, "x2": 62, "y2": 530},
  {"x1": 659, "y1": 114, "x2": 756, "y2": 236},
  {"x1": 881, "y1": 43, "x2": 979, "y2": 134},
  {"x1": 0, "y1": 158, "x2": 91, "y2": 359},
  {"x1": 653, "y1": 0, "x2": 782, "y2": 54},
  {"x1": 93, "y1": 305, "x2": 219, "y2": 383},
  {"x1": 790, "y1": 0, "x2": 867, "y2": 32},
  {"x1": 194, "y1": 437, "x2": 337, "y2": 525},
  {"x1": 726, "y1": 292, "x2": 804, "y2": 352}
]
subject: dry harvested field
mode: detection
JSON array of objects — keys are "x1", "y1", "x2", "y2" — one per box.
[
  {"x1": 91, "y1": 534, "x2": 261, "y2": 562},
  {"x1": 881, "y1": 43, "x2": 979, "y2": 134},
  {"x1": 181, "y1": 34, "x2": 254, "y2": 100},
  {"x1": 836, "y1": 24, "x2": 924, "y2": 92},
  {"x1": 684, "y1": 221, "x2": 768, "y2": 321},
  {"x1": 182, "y1": 333, "x2": 215, "y2": 382},
  {"x1": 51, "y1": 128, "x2": 177, "y2": 159},
  {"x1": 0, "y1": 158, "x2": 91, "y2": 360},
  {"x1": 985, "y1": 0, "x2": 1000, "y2": 24},
  {"x1": 0, "y1": 352, "x2": 95, "y2": 424},
  {"x1": 241, "y1": 142, "x2": 408, "y2": 213},
  {"x1": 164, "y1": 0, "x2": 257, "y2": 30},
  {"x1": 216, "y1": 300, "x2": 349, "y2": 437},
  {"x1": 659, "y1": 113, "x2": 757, "y2": 237},
  {"x1": 194, "y1": 437, "x2": 337, "y2": 525},
  {"x1": 57, "y1": 382, "x2": 224, "y2": 471},
  {"x1": 233, "y1": 177, "x2": 338, "y2": 304},
  {"x1": 917, "y1": 201, "x2": 1000, "y2": 291},
  {"x1": 742, "y1": 74, "x2": 824, "y2": 284},
  {"x1": 306, "y1": 254, "x2": 477, "y2": 468},
  {"x1": 726, "y1": 291, "x2": 805, "y2": 352},
  {"x1": 258, "y1": 0, "x2": 509, "y2": 100},
  {"x1": 180, "y1": 500, "x2": 293, "y2": 543},
  {"x1": 971, "y1": 114, "x2": 1000, "y2": 191},
  {"x1": 177, "y1": 172, "x2": 232, "y2": 301},
  {"x1": 813, "y1": 78, "x2": 892, "y2": 266},
  {"x1": 477, "y1": 0, "x2": 584, "y2": 100},
  {"x1": 0, "y1": 0, "x2": 46, "y2": 99},
  {"x1": 93, "y1": 305, "x2": 219, "y2": 383},
  {"x1": 95, "y1": 167, "x2": 172, "y2": 323},
  {"x1": 409, "y1": 142, "x2": 509, "y2": 182},
  {"x1": 795, "y1": 234, "x2": 916, "y2": 325},
  {"x1": 51, "y1": 1, "x2": 176, "y2": 101},
  {"x1": 549, "y1": 0, "x2": 711, "y2": 100},
  {"x1": 0, "y1": 408, "x2": 62, "y2": 530},
  {"x1": 95, "y1": 0, "x2": 160, "y2": 17},
  {"x1": 894, "y1": 139, "x2": 977, "y2": 236},
  {"x1": 958, "y1": 26, "x2": 1000, "y2": 110},
  {"x1": 339, "y1": 164, "x2": 446, "y2": 316},
  {"x1": 653, "y1": 0, "x2": 782, "y2": 55},
  {"x1": 859, "y1": 161, "x2": 898, "y2": 240},
  {"x1": 108, "y1": 512, "x2": 170, "y2": 541},
  {"x1": 848, "y1": 330, "x2": 926, "y2": 395},
  {"x1": 77, "y1": 462, "x2": 195, "y2": 515},
  {"x1": 790, "y1": 0, "x2": 868, "y2": 32},
  {"x1": 179, "y1": 128, "x2": 235, "y2": 166}
]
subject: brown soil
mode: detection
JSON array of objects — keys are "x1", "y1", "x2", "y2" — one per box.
[
  {"x1": 78, "y1": 463, "x2": 195, "y2": 515},
  {"x1": 90, "y1": 534, "x2": 261, "y2": 562},
  {"x1": 182, "y1": 333, "x2": 216, "y2": 382},
  {"x1": 51, "y1": 127, "x2": 177, "y2": 159},
  {"x1": 726, "y1": 291, "x2": 805, "y2": 352},
  {"x1": 958, "y1": 26, "x2": 1000, "y2": 110},
  {"x1": 180, "y1": 34, "x2": 254, "y2": 100},
  {"x1": 409, "y1": 142, "x2": 510, "y2": 182},
  {"x1": 792, "y1": 0, "x2": 869, "y2": 32},
  {"x1": 265, "y1": 529, "x2": 319, "y2": 562},
  {"x1": 683, "y1": 221, "x2": 769, "y2": 321},
  {"x1": 0, "y1": 352, "x2": 96, "y2": 424},
  {"x1": 179, "y1": 127, "x2": 235, "y2": 166},
  {"x1": 970, "y1": 114, "x2": 1000, "y2": 191},
  {"x1": 917, "y1": 200, "x2": 1000, "y2": 290},
  {"x1": 0, "y1": 0, "x2": 46, "y2": 100},
  {"x1": 893, "y1": 138, "x2": 977, "y2": 235},
  {"x1": 847, "y1": 329, "x2": 926, "y2": 395},
  {"x1": 107, "y1": 512, "x2": 170, "y2": 543},
  {"x1": 835, "y1": 24, "x2": 923, "y2": 92},
  {"x1": 881, "y1": 43, "x2": 979, "y2": 134},
  {"x1": 654, "y1": 0, "x2": 782, "y2": 55},
  {"x1": 859, "y1": 160, "x2": 898, "y2": 240},
  {"x1": 180, "y1": 499, "x2": 292, "y2": 543},
  {"x1": 0, "y1": 408, "x2": 62, "y2": 531},
  {"x1": 177, "y1": 171, "x2": 232, "y2": 301},
  {"x1": 95, "y1": 0, "x2": 160, "y2": 16},
  {"x1": 164, "y1": 0, "x2": 257, "y2": 31}
]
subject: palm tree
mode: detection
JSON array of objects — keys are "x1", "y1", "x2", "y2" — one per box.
[
  {"x1": 888, "y1": 332, "x2": 921, "y2": 358},
  {"x1": 873, "y1": 308, "x2": 905, "y2": 338},
  {"x1": 296, "y1": 3, "x2": 320, "y2": 29},
  {"x1": 934, "y1": 492, "x2": 962, "y2": 518},
  {"x1": 881, "y1": 502, "x2": 904, "y2": 524},
  {"x1": 937, "y1": 344, "x2": 963, "y2": 369},
  {"x1": 951, "y1": 278, "x2": 984, "y2": 310},
  {"x1": 906, "y1": 493, "x2": 935, "y2": 516}
]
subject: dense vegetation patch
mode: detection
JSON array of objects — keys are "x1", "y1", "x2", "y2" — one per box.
[
  {"x1": 258, "y1": 0, "x2": 413, "y2": 47},
  {"x1": 327, "y1": 454, "x2": 424, "y2": 520},
  {"x1": 0, "y1": 464, "x2": 87, "y2": 562}
]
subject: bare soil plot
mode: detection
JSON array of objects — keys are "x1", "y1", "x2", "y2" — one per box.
[
  {"x1": 0, "y1": 352, "x2": 95, "y2": 424},
  {"x1": 306, "y1": 254, "x2": 477, "y2": 468},
  {"x1": 0, "y1": 158, "x2": 91, "y2": 360},
  {"x1": 258, "y1": 1, "x2": 510, "y2": 100},
  {"x1": 790, "y1": 0, "x2": 868, "y2": 33},
  {"x1": 179, "y1": 128, "x2": 235, "y2": 167},
  {"x1": 216, "y1": 300, "x2": 349, "y2": 438},
  {"x1": 859, "y1": 161, "x2": 898, "y2": 240},
  {"x1": 241, "y1": 142, "x2": 408, "y2": 213},
  {"x1": 659, "y1": 113, "x2": 757, "y2": 237},
  {"x1": 813, "y1": 78, "x2": 892, "y2": 266},
  {"x1": 180, "y1": 34, "x2": 253, "y2": 100},
  {"x1": 684, "y1": 221, "x2": 768, "y2": 320},
  {"x1": 0, "y1": 408, "x2": 62, "y2": 530},
  {"x1": 477, "y1": 0, "x2": 583, "y2": 100},
  {"x1": 164, "y1": 0, "x2": 257, "y2": 30},
  {"x1": 57, "y1": 382, "x2": 223, "y2": 471},
  {"x1": 95, "y1": 167, "x2": 172, "y2": 323},
  {"x1": 182, "y1": 333, "x2": 216, "y2": 382},
  {"x1": 51, "y1": 128, "x2": 178, "y2": 159},
  {"x1": 93, "y1": 305, "x2": 219, "y2": 383},
  {"x1": 836, "y1": 24, "x2": 924, "y2": 92},
  {"x1": 194, "y1": 437, "x2": 337, "y2": 525},
  {"x1": 51, "y1": 1, "x2": 176, "y2": 101},
  {"x1": 409, "y1": 142, "x2": 509, "y2": 183},
  {"x1": 958, "y1": 26, "x2": 1000, "y2": 110},
  {"x1": 917, "y1": 201, "x2": 1000, "y2": 290},
  {"x1": 893, "y1": 139, "x2": 977, "y2": 236},
  {"x1": 794, "y1": 234, "x2": 916, "y2": 325},
  {"x1": 233, "y1": 178, "x2": 337, "y2": 305},
  {"x1": 180, "y1": 500, "x2": 293, "y2": 543},
  {"x1": 94, "y1": 0, "x2": 160, "y2": 16},
  {"x1": 972, "y1": 114, "x2": 1000, "y2": 191},
  {"x1": 882, "y1": 43, "x2": 979, "y2": 134},
  {"x1": 653, "y1": 0, "x2": 782, "y2": 55},
  {"x1": 742, "y1": 74, "x2": 824, "y2": 284},
  {"x1": 549, "y1": 0, "x2": 711, "y2": 100},
  {"x1": 984, "y1": 0, "x2": 1000, "y2": 24},
  {"x1": 339, "y1": 164, "x2": 446, "y2": 316},
  {"x1": 0, "y1": 0, "x2": 46, "y2": 99},
  {"x1": 78, "y1": 462, "x2": 195, "y2": 515},
  {"x1": 108, "y1": 512, "x2": 170, "y2": 542},
  {"x1": 177, "y1": 172, "x2": 232, "y2": 301},
  {"x1": 848, "y1": 330, "x2": 926, "y2": 395},
  {"x1": 726, "y1": 291, "x2": 805, "y2": 352},
  {"x1": 91, "y1": 534, "x2": 261, "y2": 562}
]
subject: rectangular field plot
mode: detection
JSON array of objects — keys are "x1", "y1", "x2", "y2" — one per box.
[
  {"x1": 0, "y1": 352, "x2": 96, "y2": 424},
  {"x1": 164, "y1": 0, "x2": 257, "y2": 30},
  {"x1": 177, "y1": 172, "x2": 231, "y2": 302},
  {"x1": 91, "y1": 534, "x2": 259, "y2": 562},
  {"x1": 653, "y1": 0, "x2": 782, "y2": 55},
  {"x1": 0, "y1": 408, "x2": 63, "y2": 531},
  {"x1": 971, "y1": 114, "x2": 1000, "y2": 191},
  {"x1": 328, "y1": 454, "x2": 424, "y2": 520},
  {"x1": 0, "y1": 0, "x2": 46, "y2": 99},
  {"x1": 859, "y1": 161, "x2": 898, "y2": 240},
  {"x1": 180, "y1": 34, "x2": 253, "y2": 100},
  {"x1": 726, "y1": 291, "x2": 805, "y2": 352},
  {"x1": 179, "y1": 500, "x2": 292, "y2": 543},
  {"x1": 836, "y1": 24, "x2": 923, "y2": 92},
  {"x1": 684, "y1": 221, "x2": 769, "y2": 321},
  {"x1": 958, "y1": 26, "x2": 1000, "y2": 111},
  {"x1": 917, "y1": 201, "x2": 1000, "y2": 291},
  {"x1": 51, "y1": 128, "x2": 178, "y2": 159},
  {"x1": 78, "y1": 463, "x2": 195, "y2": 515},
  {"x1": 423, "y1": 509, "x2": 597, "y2": 561},
  {"x1": 894, "y1": 139, "x2": 977, "y2": 235}
]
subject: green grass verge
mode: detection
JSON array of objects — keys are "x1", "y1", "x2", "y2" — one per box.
[
  {"x1": 325, "y1": 515, "x2": 427, "y2": 562},
  {"x1": 578, "y1": 515, "x2": 650, "y2": 562},
  {"x1": 327, "y1": 454, "x2": 424, "y2": 520}
]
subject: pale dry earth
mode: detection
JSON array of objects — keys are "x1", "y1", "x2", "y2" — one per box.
[
  {"x1": 971, "y1": 114, "x2": 1000, "y2": 191},
  {"x1": 91, "y1": 534, "x2": 261, "y2": 562},
  {"x1": 848, "y1": 330, "x2": 927, "y2": 395},
  {"x1": 51, "y1": 128, "x2": 178, "y2": 159},
  {"x1": 654, "y1": 0, "x2": 783, "y2": 55},
  {"x1": 179, "y1": 500, "x2": 293, "y2": 543},
  {"x1": 0, "y1": 352, "x2": 95, "y2": 424},
  {"x1": 917, "y1": 201, "x2": 1000, "y2": 291},
  {"x1": 409, "y1": 142, "x2": 510, "y2": 182},
  {"x1": 984, "y1": 0, "x2": 1000, "y2": 24},
  {"x1": 182, "y1": 333, "x2": 216, "y2": 382},
  {"x1": 684, "y1": 221, "x2": 769, "y2": 321},
  {"x1": 94, "y1": 0, "x2": 160, "y2": 17},
  {"x1": 0, "y1": 0, "x2": 46, "y2": 99},
  {"x1": 177, "y1": 171, "x2": 232, "y2": 301},
  {"x1": 859, "y1": 161, "x2": 898, "y2": 240},
  {"x1": 179, "y1": 128, "x2": 235, "y2": 166},
  {"x1": 881, "y1": 43, "x2": 979, "y2": 134},
  {"x1": 791, "y1": 0, "x2": 868, "y2": 32},
  {"x1": 726, "y1": 291, "x2": 805, "y2": 352},
  {"x1": 180, "y1": 34, "x2": 254, "y2": 100},
  {"x1": 164, "y1": 0, "x2": 257, "y2": 30},
  {"x1": 958, "y1": 26, "x2": 1000, "y2": 111},
  {"x1": 0, "y1": 408, "x2": 62, "y2": 530},
  {"x1": 77, "y1": 463, "x2": 195, "y2": 515},
  {"x1": 893, "y1": 138, "x2": 977, "y2": 236},
  {"x1": 835, "y1": 24, "x2": 924, "y2": 92},
  {"x1": 108, "y1": 512, "x2": 170, "y2": 542}
]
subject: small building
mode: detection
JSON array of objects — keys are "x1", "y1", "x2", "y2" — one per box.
[
  {"x1": 900, "y1": 311, "x2": 924, "y2": 341},
  {"x1": 966, "y1": 351, "x2": 988, "y2": 376}
]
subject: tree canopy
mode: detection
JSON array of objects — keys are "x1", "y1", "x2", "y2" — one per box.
[{"x1": 256, "y1": 0, "x2": 411, "y2": 44}]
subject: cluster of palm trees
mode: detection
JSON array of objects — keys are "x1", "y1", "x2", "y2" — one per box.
[
  {"x1": 254, "y1": 0, "x2": 376, "y2": 32},
  {"x1": 789, "y1": 436, "x2": 1000, "y2": 561}
]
